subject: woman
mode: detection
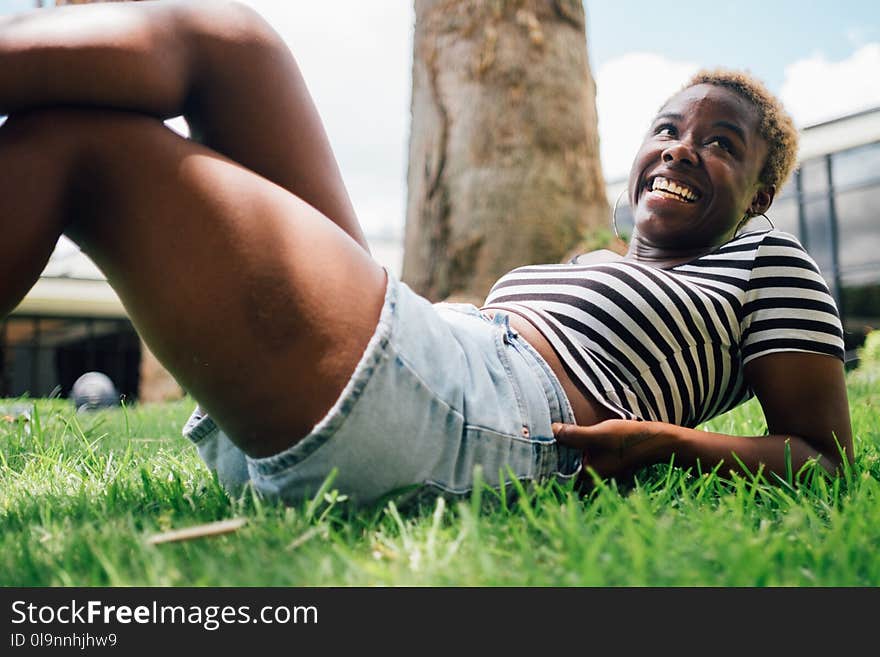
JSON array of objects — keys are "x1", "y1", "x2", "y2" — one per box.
[{"x1": 0, "y1": 1, "x2": 852, "y2": 505}]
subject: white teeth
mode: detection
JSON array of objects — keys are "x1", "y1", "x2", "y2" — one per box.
[{"x1": 651, "y1": 176, "x2": 697, "y2": 202}]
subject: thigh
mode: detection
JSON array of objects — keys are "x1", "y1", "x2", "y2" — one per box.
[{"x1": 59, "y1": 110, "x2": 386, "y2": 458}]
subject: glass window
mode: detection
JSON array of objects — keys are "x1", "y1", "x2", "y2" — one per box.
[
  {"x1": 1, "y1": 318, "x2": 43, "y2": 397},
  {"x1": 836, "y1": 184, "x2": 880, "y2": 281},
  {"x1": 775, "y1": 175, "x2": 798, "y2": 202},
  {"x1": 827, "y1": 180, "x2": 880, "y2": 357},
  {"x1": 832, "y1": 141, "x2": 880, "y2": 191},
  {"x1": 799, "y1": 157, "x2": 829, "y2": 199},
  {"x1": 1, "y1": 317, "x2": 141, "y2": 400},
  {"x1": 802, "y1": 196, "x2": 834, "y2": 277}
]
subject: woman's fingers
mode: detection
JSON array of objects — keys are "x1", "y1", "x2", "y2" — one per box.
[
  {"x1": 552, "y1": 419, "x2": 652, "y2": 449},
  {"x1": 554, "y1": 420, "x2": 661, "y2": 483},
  {"x1": 551, "y1": 421, "x2": 608, "y2": 448},
  {"x1": 554, "y1": 421, "x2": 639, "y2": 482}
]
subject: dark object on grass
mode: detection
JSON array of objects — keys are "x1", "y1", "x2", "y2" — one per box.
[{"x1": 71, "y1": 371, "x2": 120, "y2": 412}]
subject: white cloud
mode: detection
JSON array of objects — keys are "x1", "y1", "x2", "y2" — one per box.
[
  {"x1": 594, "y1": 53, "x2": 698, "y2": 182},
  {"x1": 780, "y1": 43, "x2": 880, "y2": 127}
]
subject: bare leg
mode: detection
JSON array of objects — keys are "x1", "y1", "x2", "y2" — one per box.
[
  {"x1": 0, "y1": 0, "x2": 389, "y2": 457},
  {"x1": 0, "y1": 108, "x2": 385, "y2": 458},
  {"x1": 0, "y1": 0, "x2": 368, "y2": 249}
]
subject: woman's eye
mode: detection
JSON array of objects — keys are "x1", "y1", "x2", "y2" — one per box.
[
  {"x1": 708, "y1": 137, "x2": 733, "y2": 152},
  {"x1": 655, "y1": 125, "x2": 676, "y2": 137}
]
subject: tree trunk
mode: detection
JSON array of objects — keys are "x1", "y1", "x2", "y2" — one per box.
[{"x1": 403, "y1": 0, "x2": 609, "y2": 304}]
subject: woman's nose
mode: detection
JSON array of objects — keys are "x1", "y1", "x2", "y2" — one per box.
[{"x1": 662, "y1": 141, "x2": 699, "y2": 166}]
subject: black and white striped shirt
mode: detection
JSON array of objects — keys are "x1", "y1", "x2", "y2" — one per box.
[{"x1": 482, "y1": 230, "x2": 845, "y2": 427}]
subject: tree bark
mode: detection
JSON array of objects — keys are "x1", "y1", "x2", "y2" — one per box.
[{"x1": 403, "y1": 0, "x2": 609, "y2": 304}]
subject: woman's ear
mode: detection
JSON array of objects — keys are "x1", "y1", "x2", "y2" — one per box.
[{"x1": 749, "y1": 184, "x2": 776, "y2": 216}]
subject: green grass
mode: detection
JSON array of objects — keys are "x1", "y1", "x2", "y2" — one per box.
[{"x1": 1, "y1": 366, "x2": 878, "y2": 587}]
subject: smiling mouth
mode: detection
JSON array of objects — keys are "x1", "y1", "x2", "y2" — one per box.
[{"x1": 646, "y1": 176, "x2": 701, "y2": 203}]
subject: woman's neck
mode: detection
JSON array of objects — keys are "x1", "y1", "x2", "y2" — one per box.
[{"x1": 624, "y1": 235, "x2": 722, "y2": 269}]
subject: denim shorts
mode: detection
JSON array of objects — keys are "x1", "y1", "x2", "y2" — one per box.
[{"x1": 182, "y1": 272, "x2": 582, "y2": 507}]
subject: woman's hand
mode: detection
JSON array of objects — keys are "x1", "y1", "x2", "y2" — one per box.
[{"x1": 552, "y1": 419, "x2": 666, "y2": 483}]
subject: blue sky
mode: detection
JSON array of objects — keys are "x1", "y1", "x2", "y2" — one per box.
[
  {"x1": 2, "y1": 0, "x2": 878, "y2": 272},
  {"x1": 587, "y1": 0, "x2": 879, "y2": 91}
]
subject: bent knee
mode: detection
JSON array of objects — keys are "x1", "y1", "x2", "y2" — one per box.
[
  {"x1": 0, "y1": 108, "x2": 153, "y2": 196},
  {"x1": 2, "y1": 107, "x2": 167, "y2": 151},
  {"x1": 2, "y1": 107, "x2": 173, "y2": 195},
  {"x1": 181, "y1": 0, "x2": 285, "y2": 55},
  {"x1": 2, "y1": 108, "x2": 179, "y2": 243}
]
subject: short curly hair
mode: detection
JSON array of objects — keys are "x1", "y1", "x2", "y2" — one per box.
[{"x1": 671, "y1": 69, "x2": 799, "y2": 192}]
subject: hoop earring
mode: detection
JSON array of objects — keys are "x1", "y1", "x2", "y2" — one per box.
[
  {"x1": 736, "y1": 212, "x2": 775, "y2": 237},
  {"x1": 611, "y1": 188, "x2": 627, "y2": 239},
  {"x1": 759, "y1": 212, "x2": 775, "y2": 230}
]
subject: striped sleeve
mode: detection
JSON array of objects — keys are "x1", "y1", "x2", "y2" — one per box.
[{"x1": 740, "y1": 231, "x2": 844, "y2": 364}]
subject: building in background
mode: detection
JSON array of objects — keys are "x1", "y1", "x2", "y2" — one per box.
[
  {"x1": 1, "y1": 245, "x2": 144, "y2": 400},
  {"x1": 609, "y1": 105, "x2": 880, "y2": 364}
]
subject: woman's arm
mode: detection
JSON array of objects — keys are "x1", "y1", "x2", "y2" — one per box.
[{"x1": 553, "y1": 352, "x2": 854, "y2": 483}]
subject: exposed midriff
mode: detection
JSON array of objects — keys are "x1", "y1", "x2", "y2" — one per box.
[{"x1": 484, "y1": 310, "x2": 617, "y2": 427}]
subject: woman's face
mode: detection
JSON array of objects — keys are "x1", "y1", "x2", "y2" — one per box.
[{"x1": 627, "y1": 84, "x2": 773, "y2": 250}]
